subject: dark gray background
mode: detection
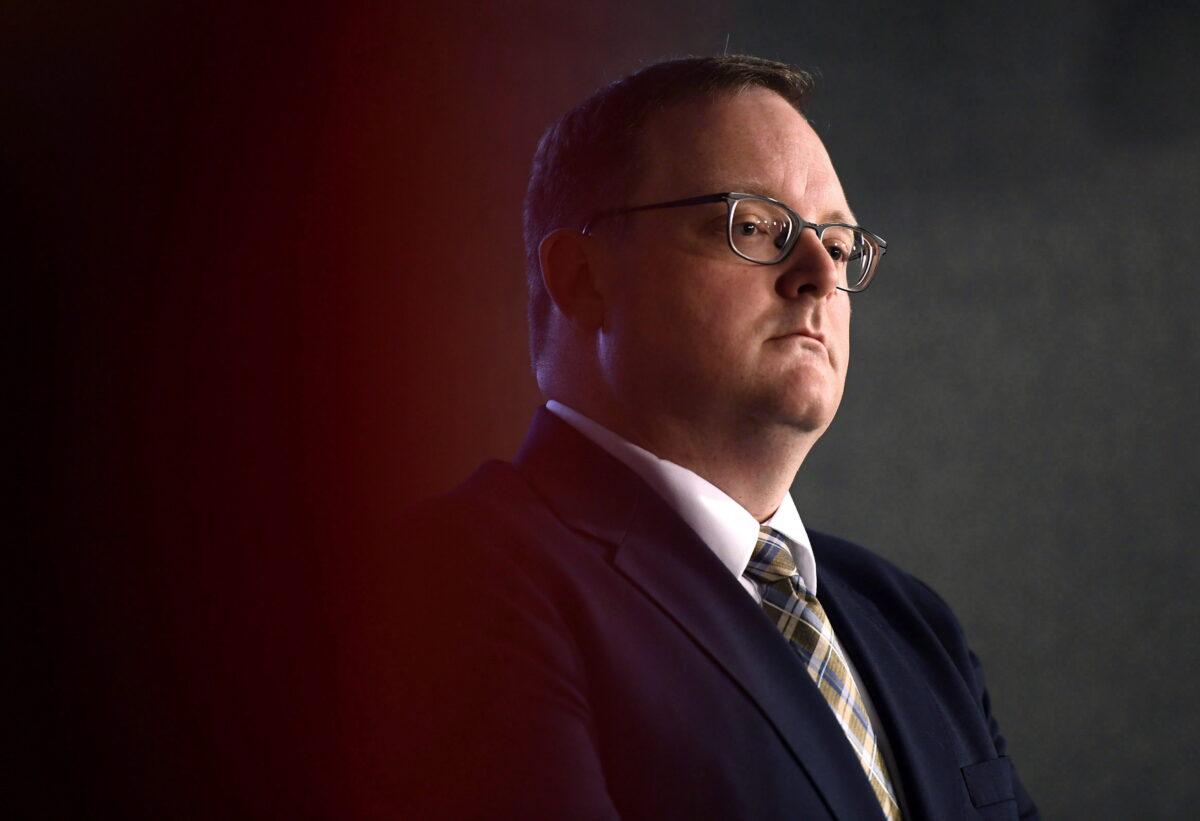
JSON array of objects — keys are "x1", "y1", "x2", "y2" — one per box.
[
  {"x1": 384, "y1": 2, "x2": 1200, "y2": 817},
  {"x1": 22, "y1": 1, "x2": 1198, "y2": 817}
]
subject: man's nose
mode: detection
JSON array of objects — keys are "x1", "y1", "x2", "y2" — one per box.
[{"x1": 774, "y1": 227, "x2": 839, "y2": 300}]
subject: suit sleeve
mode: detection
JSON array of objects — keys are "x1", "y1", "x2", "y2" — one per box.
[
  {"x1": 339, "y1": 501, "x2": 621, "y2": 819},
  {"x1": 910, "y1": 576, "x2": 1040, "y2": 820},
  {"x1": 967, "y1": 648, "x2": 1040, "y2": 820}
]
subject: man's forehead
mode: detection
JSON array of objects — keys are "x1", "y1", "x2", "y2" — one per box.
[
  {"x1": 637, "y1": 89, "x2": 809, "y2": 152},
  {"x1": 634, "y1": 90, "x2": 852, "y2": 220}
]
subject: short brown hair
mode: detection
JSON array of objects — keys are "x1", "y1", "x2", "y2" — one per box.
[{"x1": 522, "y1": 55, "x2": 816, "y2": 371}]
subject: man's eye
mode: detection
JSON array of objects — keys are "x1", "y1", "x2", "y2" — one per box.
[
  {"x1": 824, "y1": 241, "x2": 849, "y2": 263},
  {"x1": 736, "y1": 218, "x2": 786, "y2": 237}
]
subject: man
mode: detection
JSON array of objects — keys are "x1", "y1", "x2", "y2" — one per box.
[{"x1": 346, "y1": 56, "x2": 1038, "y2": 819}]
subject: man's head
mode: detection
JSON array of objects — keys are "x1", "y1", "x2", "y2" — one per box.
[
  {"x1": 524, "y1": 56, "x2": 815, "y2": 368},
  {"x1": 524, "y1": 55, "x2": 866, "y2": 453}
]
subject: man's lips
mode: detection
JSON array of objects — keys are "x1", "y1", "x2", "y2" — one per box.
[
  {"x1": 772, "y1": 328, "x2": 826, "y2": 346},
  {"x1": 769, "y1": 328, "x2": 832, "y2": 364}
]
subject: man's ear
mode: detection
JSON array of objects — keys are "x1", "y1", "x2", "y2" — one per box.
[{"x1": 538, "y1": 228, "x2": 607, "y2": 331}]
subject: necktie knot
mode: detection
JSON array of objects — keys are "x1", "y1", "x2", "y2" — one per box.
[{"x1": 745, "y1": 526, "x2": 806, "y2": 595}]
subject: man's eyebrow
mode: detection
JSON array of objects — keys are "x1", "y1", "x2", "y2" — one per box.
[
  {"x1": 716, "y1": 182, "x2": 860, "y2": 225},
  {"x1": 722, "y1": 178, "x2": 775, "y2": 197},
  {"x1": 822, "y1": 208, "x2": 858, "y2": 226}
]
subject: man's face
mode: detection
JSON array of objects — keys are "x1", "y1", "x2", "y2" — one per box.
[{"x1": 595, "y1": 88, "x2": 855, "y2": 442}]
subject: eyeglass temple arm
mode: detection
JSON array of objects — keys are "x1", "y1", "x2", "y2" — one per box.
[{"x1": 582, "y1": 193, "x2": 730, "y2": 234}]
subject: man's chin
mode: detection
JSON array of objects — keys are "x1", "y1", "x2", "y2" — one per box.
[
  {"x1": 785, "y1": 411, "x2": 835, "y2": 436},
  {"x1": 754, "y1": 395, "x2": 840, "y2": 437}
]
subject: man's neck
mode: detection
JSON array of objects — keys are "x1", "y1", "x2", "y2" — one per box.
[{"x1": 560, "y1": 399, "x2": 814, "y2": 522}]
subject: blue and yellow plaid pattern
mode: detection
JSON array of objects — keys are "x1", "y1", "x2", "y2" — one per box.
[{"x1": 744, "y1": 526, "x2": 902, "y2": 821}]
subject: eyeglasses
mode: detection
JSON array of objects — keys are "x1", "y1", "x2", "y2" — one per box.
[{"x1": 582, "y1": 192, "x2": 887, "y2": 292}]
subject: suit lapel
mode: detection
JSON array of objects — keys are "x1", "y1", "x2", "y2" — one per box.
[
  {"x1": 815, "y1": 569, "x2": 966, "y2": 820},
  {"x1": 516, "y1": 409, "x2": 885, "y2": 820}
]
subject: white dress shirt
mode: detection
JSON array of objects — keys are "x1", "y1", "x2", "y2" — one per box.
[
  {"x1": 545, "y1": 400, "x2": 902, "y2": 794},
  {"x1": 546, "y1": 400, "x2": 818, "y2": 601}
]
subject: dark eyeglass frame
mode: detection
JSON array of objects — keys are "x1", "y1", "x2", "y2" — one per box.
[{"x1": 582, "y1": 191, "x2": 888, "y2": 293}]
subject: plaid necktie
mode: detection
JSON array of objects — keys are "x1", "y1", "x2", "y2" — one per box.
[{"x1": 744, "y1": 526, "x2": 902, "y2": 821}]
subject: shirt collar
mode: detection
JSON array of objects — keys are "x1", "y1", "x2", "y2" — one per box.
[{"x1": 546, "y1": 401, "x2": 819, "y2": 594}]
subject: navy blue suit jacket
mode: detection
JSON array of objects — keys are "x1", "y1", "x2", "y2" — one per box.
[{"x1": 348, "y1": 409, "x2": 1038, "y2": 819}]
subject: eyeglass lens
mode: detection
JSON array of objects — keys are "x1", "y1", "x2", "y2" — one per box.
[{"x1": 728, "y1": 197, "x2": 873, "y2": 290}]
